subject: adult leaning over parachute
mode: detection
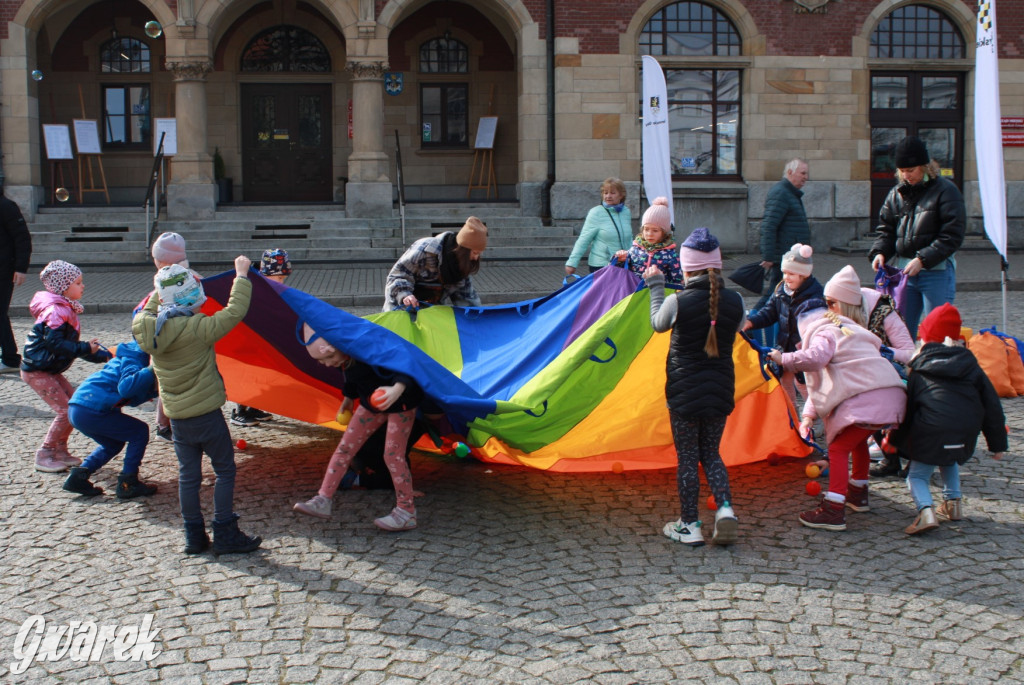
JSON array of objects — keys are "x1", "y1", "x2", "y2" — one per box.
[{"x1": 198, "y1": 264, "x2": 811, "y2": 472}]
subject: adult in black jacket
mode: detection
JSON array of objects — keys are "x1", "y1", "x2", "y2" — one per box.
[
  {"x1": 645, "y1": 228, "x2": 744, "y2": 548},
  {"x1": 890, "y1": 304, "x2": 1006, "y2": 535},
  {"x1": 869, "y1": 136, "x2": 965, "y2": 339},
  {"x1": 0, "y1": 190, "x2": 31, "y2": 372}
]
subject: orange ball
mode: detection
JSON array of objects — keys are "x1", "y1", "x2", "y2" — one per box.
[
  {"x1": 806, "y1": 480, "x2": 822, "y2": 496},
  {"x1": 371, "y1": 389, "x2": 388, "y2": 409},
  {"x1": 805, "y1": 464, "x2": 821, "y2": 479},
  {"x1": 611, "y1": 462, "x2": 624, "y2": 474},
  {"x1": 236, "y1": 439, "x2": 247, "y2": 450},
  {"x1": 706, "y1": 495, "x2": 718, "y2": 511}
]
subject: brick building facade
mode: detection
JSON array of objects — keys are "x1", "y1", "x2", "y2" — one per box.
[{"x1": 1, "y1": 0, "x2": 1021, "y2": 251}]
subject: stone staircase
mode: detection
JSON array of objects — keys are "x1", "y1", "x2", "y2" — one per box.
[
  {"x1": 27, "y1": 203, "x2": 583, "y2": 270},
  {"x1": 830, "y1": 230, "x2": 1000, "y2": 256}
]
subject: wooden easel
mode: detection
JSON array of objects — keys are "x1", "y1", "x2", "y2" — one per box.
[
  {"x1": 466, "y1": 85, "x2": 498, "y2": 199},
  {"x1": 76, "y1": 86, "x2": 110, "y2": 204}
]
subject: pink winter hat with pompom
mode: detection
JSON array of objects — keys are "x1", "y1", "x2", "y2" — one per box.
[
  {"x1": 641, "y1": 197, "x2": 672, "y2": 234},
  {"x1": 781, "y1": 243, "x2": 813, "y2": 277}
]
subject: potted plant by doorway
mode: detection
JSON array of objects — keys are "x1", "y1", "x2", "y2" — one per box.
[{"x1": 213, "y1": 147, "x2": 232, "y2": 203}]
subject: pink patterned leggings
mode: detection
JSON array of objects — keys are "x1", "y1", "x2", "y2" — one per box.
[
  {"x1": 319, "y1": 404, "x2": 417, "y2": 512},
  {"x1": 21, "y1": 370, "x2": 74, "y2": 450}
]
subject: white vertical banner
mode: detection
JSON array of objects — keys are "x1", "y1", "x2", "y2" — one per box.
[
  {"x1": 641, "y1": 55, "x2": 675, "y2": 227},
  {"x1": 974, "y1": 0, "x2": 1007, "y2": 260}
]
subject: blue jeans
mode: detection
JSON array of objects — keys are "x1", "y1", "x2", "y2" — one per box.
[
  {"x1": 902, "y1": 264, "x2": 956, "y2": 340},
  {"x1": 906, "y1": 460, "x2": 961, "y2": 511},
  {"x1": 69, "y1": 404, "x2": 150, "y2": 475},
  {"x1": 171, "y1": 409, "x2": 237, "y2": 526}
]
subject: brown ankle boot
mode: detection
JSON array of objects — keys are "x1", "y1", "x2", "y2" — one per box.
[
  {"x1": 935, "y1": 499, "x2": 962, "y2": 521},
  {"x1": 799, "y1": 498, "x2": 847, "y2": 531}
]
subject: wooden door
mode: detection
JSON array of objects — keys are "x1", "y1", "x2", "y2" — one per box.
[{"x1": 241, "y1": 84, "x2": 332, "y2": 202}]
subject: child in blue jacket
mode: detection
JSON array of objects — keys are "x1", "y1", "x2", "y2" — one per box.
[{"x1": 62, "y1": 340, "x2": 159, "y2": 498}]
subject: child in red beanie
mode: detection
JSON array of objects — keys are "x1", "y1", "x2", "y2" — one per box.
[{"x1": 890, "y1": 303, "x2": 1007, "y2": 534}]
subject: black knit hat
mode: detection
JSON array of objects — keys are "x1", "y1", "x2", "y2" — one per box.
[{"x1": 894, "y1": 136, "x2": 930, "y2": 168}]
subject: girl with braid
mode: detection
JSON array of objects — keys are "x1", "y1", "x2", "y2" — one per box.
[
  {"x1": 644, "y1": 228, "x2": 744, "y2": 547},
  {"x1": 769, "y1": 266, "x2": 906, "y2": 531}
]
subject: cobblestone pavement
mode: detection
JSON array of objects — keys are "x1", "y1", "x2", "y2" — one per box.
[{"x1": 1, "y1": 292, "x2": 1022, "y2": 683}]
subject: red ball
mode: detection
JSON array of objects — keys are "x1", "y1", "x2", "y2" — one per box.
[
  {"x1": 706, "y1": 495, "x2": 718, "y2": 511},
  {"x1": 236, "y1": 439, "x2": 247, "y2": 450},
  {"x1": 371, "y1": 388, "x2": 388, "y2": 409},
  {"x1": 806, "y1": 480, "x2": 821, "y2": 496}
]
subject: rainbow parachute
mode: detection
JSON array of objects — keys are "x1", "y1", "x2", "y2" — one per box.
[{"x1": 202, "y1": 266, "x2": 810, "y2": 472}]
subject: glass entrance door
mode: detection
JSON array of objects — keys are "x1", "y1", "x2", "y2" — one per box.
[{"x1": 869, "y1": 71, "x2": 964, "y2": 226}]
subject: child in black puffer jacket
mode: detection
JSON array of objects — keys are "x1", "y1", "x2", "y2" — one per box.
[{"x1": 20, "y1": 260, "x2": 110, "y2": 473}]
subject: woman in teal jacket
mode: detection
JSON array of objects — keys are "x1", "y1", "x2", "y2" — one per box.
[{"x1": 565, "y1": 178, "x2": 632, "y2": 275}]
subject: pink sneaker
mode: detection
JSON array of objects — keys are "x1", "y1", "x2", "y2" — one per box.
[
  {"x1": 293, "y1": 494, "x2": 332, "y2": 519},
  {"x1": 54, "y1": 445, "x2": 81, "y2": 467},
  {"x1": 35, "y1": 448, "x2": 69, "y2": 473},
  {"x1": 374, "y1": 507, "x2": 417, "y2": 531}
]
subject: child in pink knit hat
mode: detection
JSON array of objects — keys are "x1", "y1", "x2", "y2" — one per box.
[{"x1": 615, "y1": 197, "x2": 683, "y2": 283}]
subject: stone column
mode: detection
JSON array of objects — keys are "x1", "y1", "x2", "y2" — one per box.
[
  {"x1": 345, "y1": 60, "x2": 392, "y2": 218},
  {"x1": 165, "y1": 60, "x2": 215, "y2": 219}
]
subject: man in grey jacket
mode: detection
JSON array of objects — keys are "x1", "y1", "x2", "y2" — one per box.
[{"x1": 755, "y1": 159, "x2": 810, "y2": 310}]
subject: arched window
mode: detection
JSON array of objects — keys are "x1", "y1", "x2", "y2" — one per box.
[
  {"x1": 870, "y1": 5, "x2": 964, "y2": 59},
  {"x1": 868, "y1": 5, "x2": 965, "y2": 220},
  {"x1": 640, "y1": 2, "x2": 742, "y2": 178},
  {"x1": 420, "y1": 37, "x2": 469, "y2": 73},
  {"x1": 101, "y1": 37, "x2": 151, "y2": 73},
  {"x1": 419, "y1": 37, "x2": 469, "y2": 148},
  {"x1": 241, "y1": 26, "x2": 331, "y2": 72},
  {"x1": 640, "y1": 1, "x2": 740, "y2": 57}
]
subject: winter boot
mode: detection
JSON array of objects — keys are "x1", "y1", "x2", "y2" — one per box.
[
  {"x1": 62, "y1": 467, "x2": 104, "y2": 497},
  {"x1": 845, "y1": 483, "x2": 870, "y2": 512},
  {"x1": 53, "y1": 443, "x2": 81, "y2": 467},
  {"x1": 905, "y1": 506, "x2": 939, "y2": 535},
  {"x1": 116, "y1": 472, "x2": 158, "y2": 499},
  {"x1": 869, "y1": 456, "x2": 901, "y2": 478},
  {"x1": 212, "y1": 514, "x2": 262, "y2": 556},
  {"x1": 799, "y1": 498, "x2": 847, "y2": 531},
  {"x1": 35, "y1": 447, "x2": 68, "y2": 473},
  {"x1": 183, "y1": 521, "x2": 211, "y2": 555}
]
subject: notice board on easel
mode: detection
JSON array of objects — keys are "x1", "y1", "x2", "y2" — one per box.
[
  {"x1": 72, "y1": 119, "x2": 102, "y2": 154},
  {"x1": 473, "y1": 116, "x2": 498, "y2": 149},
  {"x1": 43, "y1": 125, "x2": 73, "y2": 160}
]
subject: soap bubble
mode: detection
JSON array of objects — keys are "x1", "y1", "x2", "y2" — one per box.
[
  {"x1": 31, "y1": 70, "x2": 44, "y2": 82},
  {"x1": 144, "y1": 21, "x2": 163, "y2": 39},
  {"x1": 55, "y1": 187, "x2": 70, "y2": 202}
]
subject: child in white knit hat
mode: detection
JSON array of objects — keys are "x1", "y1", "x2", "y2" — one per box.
[{"x1": 743, "y1": 243, "x2": 824, "y2": 403}]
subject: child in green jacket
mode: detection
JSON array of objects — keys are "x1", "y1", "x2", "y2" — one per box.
[{"x1": 132, "y1": 255, "x2": 261, "y2": 556}]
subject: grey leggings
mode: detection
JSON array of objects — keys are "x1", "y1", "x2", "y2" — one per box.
[{"x1": 669, "y1": 411, "x2": 732, "y2": 522}]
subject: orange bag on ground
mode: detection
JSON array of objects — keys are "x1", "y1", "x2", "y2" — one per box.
[
  {"x1": 1006, "y1": 337, "x2": 1024, "y2": 395},
  {"x1": 968, "y1": 331, "x2": 1017, "y2": 398}
]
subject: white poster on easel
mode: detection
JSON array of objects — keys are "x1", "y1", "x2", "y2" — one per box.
[
  {"x1": 153, "y1": 118, "x2": 177, "y2": 156},
  {"x1": 474, "y1": 116, "x2": 498, "y2": 149},
  {"x1": 43, "y1": 124, "x2": 73, "y2": 160},
  {"x1": 73, "y1": 119, "x2": 102, "y2": 154}
]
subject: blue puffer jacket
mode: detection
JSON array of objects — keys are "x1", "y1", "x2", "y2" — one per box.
[
  {"x1": 20, "y1": 291, "x2": 110, "y2": 374},
  {"x1": 69, "y1": 341, "x2": 158, "y2": 412},
  {"x1": 760, "y1": 179, "x2": 810, "y2": 264}
]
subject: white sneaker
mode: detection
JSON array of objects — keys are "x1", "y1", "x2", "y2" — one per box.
[
  {"x1": 293, "y1": 494, "x2": 331, "y2": 519},
  {"x1": 374, "y1": 507, "x2": 417, "y2": 531},
  {"x1": 868, "y1": 439, "x2": 884, "y2": 462},
  {"x1": 0, "y1": 363, "x2": 20, "y2": 374},
  {"x1": 712, "y1": 504, "x2": 738, "y2": 545},
  {"x1": 663, "y1": 519, "x2": 704, "y2": 546}
]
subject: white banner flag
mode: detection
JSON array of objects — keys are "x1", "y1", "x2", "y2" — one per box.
[
  {"x1": 641, "y1": 55, "x2": 675, "y2": 227},
  {"x1": 974, "y1": 0, "x2": 1007, "y2": 260}
]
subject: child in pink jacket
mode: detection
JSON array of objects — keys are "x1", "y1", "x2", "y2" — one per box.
[{"x1": 769, "y1": 265, "x2": 906, "y2": 531}]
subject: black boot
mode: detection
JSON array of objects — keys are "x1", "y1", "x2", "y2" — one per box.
[
  {"x1": 62, "y1": 467, "x2": 103, "y2": 497},
  {"x1": 212, "y1": 514, "x2": 262, "y2": 556},
  {"x1": 869, "y1": 456, "x2": 901, "y2": 478},
  {"x1": 183, "y1": 521, "x2": 211, "y2": 555},
  {"x1": 116, "y1": 472, "x2": 158, "y2": 499}
]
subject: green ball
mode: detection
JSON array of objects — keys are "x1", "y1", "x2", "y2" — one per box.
[{"x1": 454, "y1": 442, "x2": 470, "y2": 458}]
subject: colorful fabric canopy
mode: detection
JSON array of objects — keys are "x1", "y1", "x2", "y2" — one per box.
[{"x1": 202, "y1": 266, "x2": 810, "y2": 472}]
